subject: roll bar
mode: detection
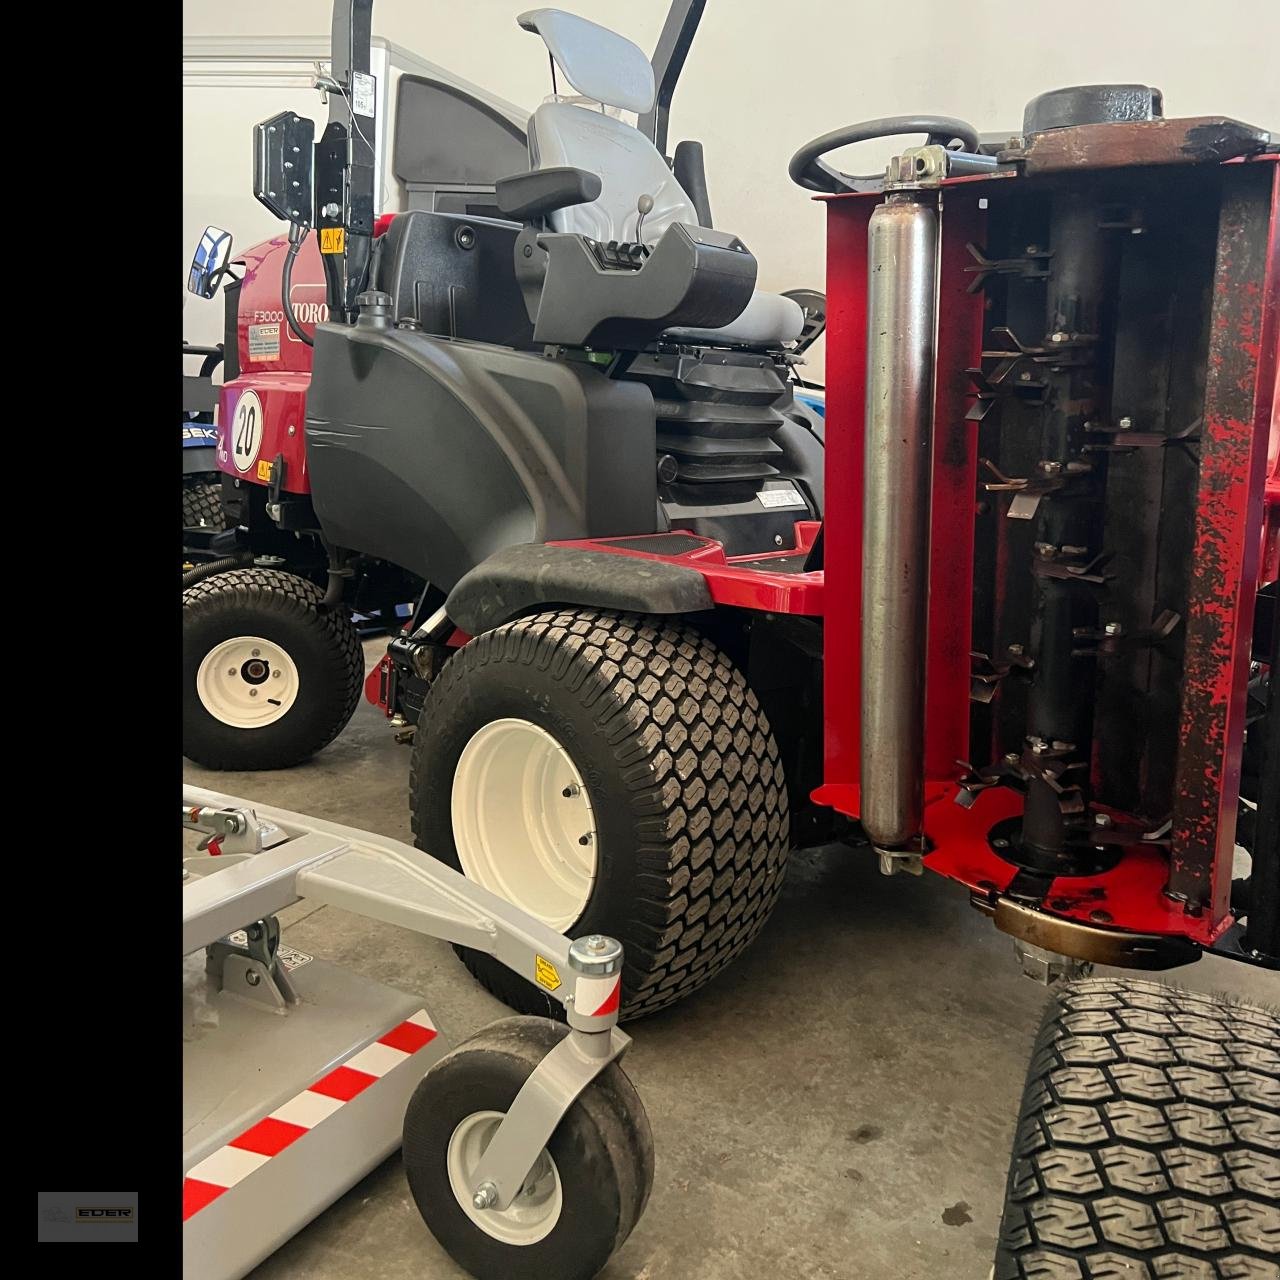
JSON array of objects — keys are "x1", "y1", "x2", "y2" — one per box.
[
  {"x1": 314, "y1": 0, "x2": 376, "y2": 321},
  {"x1": 640, "y1": 0, "x2": 706, "y2": 157}
]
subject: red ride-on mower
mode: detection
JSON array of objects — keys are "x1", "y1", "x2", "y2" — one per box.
[
  {"x1": 187, "y1": 0, "x2": 1277, "y2": 1035},
  {"x1": 181, "y1": 0, "x2": 825, "y2": 777},
  {"x1": 184, "y1": 0, "x2": 826, "y2": 1004}
]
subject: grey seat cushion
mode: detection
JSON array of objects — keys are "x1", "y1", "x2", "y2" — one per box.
[{"x1": 666, "y1": 289, "x2": 804, "y2": 346}]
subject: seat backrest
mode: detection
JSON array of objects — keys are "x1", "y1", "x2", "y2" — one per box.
[
  {"x1": 531, "y1": 103, "x2": 700, "y2": 244},
  {"x1": 518, "y1": 8, "x2": 702, "y2": 245}
]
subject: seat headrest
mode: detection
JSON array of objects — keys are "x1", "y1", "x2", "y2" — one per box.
[{"x1": 517, "y1": 8, "x2": 656, "y2": 115}]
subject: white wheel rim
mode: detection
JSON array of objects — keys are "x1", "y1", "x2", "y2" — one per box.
[
  {"x1": 195, "y1": 635, "x2": 299, "y2": 729},
  {"x1": 451, "y1": 718, "x2": 597, "y2": 930},
  {"x1": 446, "y1": 1110, "x2": 563, "y2": 1245}
]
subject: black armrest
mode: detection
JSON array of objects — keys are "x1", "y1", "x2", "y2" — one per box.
[
  {"x1": 496, "y1": 167, "x2": 602, "y2": 223},
  {"x1": 529, "y1": 222, "x2": 757, "y2": 349}
]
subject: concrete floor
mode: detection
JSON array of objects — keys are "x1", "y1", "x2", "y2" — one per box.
[{"x1": 184, "y1": 638, "x2": 1279, "y2": 1280}]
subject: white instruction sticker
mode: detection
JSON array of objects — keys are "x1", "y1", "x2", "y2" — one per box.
[
  {"x1": 247, "y1": 323, "x2": 280, "y2": 361},
  {"x1": 351, "y1": 71, "x2": 376, "y2": 119},
  {"x1": 225, "y1": 930, "x2": 314, "y2": 971},
  {"x1": 758, "y1": 485, "x2": 807, "y2": 509}
]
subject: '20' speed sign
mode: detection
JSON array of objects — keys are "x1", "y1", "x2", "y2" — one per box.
[{"x1": 230, "y1": 390, "x2": 264, "y2": 473}]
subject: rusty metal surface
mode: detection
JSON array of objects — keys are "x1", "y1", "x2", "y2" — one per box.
[
  {"x1": 1169, "y1": 162, "x2": 1280, "y2": 917},
  {"x1": 983, "y1": 895, "x2": 1201, "y2": 968},
  {"x1": 1003, "y1": 117, "x2": 1272, "y2": 175}
]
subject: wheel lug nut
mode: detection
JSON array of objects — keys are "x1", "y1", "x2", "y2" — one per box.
[
  {"x1": 228, "y1": 667, "x2": 237, "y2": 676},
  {"x1": 251, "y1": 648, "x2": 261, "y2": 657},
  {"x1": 249, "y1": 690, "x2": 258, "y2": 698}
]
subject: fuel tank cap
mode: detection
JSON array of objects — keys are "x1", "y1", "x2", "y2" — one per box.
[{"x1": 1022, "y1": 84, "x2": 1164, "y2": 134}]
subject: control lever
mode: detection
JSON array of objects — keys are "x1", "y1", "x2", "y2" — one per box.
[{"x1": 635, "y1": 193, "x2": 654, "y2": 245}]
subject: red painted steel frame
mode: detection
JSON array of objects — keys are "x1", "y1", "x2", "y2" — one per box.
[
  {"x1": 1168, "y1": 157, "x2": 1280, "y2": 920},
  {"x1": 808, "y1": 159, "x2": 1279, "y2": 950}
]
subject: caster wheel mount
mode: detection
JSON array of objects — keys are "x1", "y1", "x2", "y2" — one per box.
[{"x1": 403, "y1": 1016, "x2": 653, "y2": 1280}]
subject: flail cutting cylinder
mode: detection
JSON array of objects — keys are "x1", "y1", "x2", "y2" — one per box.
[{"x1": 860, "y1": 192, "x2": 938, "y2": 850}]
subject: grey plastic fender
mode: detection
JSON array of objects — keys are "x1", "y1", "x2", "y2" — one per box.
[{"x1": 446, "y1": 542, "x2": 714, "y2": 635}]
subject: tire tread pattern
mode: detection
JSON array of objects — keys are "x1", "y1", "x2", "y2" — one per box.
[
  {"x1": 995, "y1": 976, "x2": 1280, "y2": 1280},
  {"x1": 182, "y1": 481, "x2": 226, "y2": 531},
  {"x1": 182, "y1": 568, "x2": 363, "y2": 769},
  {"x1": 410, "y1": 609, "x2": 790, "y2": 1019}
]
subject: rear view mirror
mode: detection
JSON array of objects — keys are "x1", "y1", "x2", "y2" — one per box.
[{"x1": 188, "y1": 226, "x2": 234, "y2": 298}]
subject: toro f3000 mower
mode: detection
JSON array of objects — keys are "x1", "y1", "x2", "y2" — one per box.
[
  {"x1": 185, "y1": 0, "x2": 1277, "y2": 1042},
  {"x1": 183, "y1": 0, "x2": 825, "y2": 1007}
]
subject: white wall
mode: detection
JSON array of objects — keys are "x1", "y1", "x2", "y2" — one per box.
[{"x1": 184, "y1": 0, "x2": 1280, "y2": 377}]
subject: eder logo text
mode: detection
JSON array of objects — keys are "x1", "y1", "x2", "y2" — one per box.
[{"x1": 76, "y1": 1206, "x2": 135, "y2": 1223}]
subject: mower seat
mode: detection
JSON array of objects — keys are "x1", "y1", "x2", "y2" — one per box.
[{"x1": 518, "y1": 9, "x2": 803, "y2": 349}]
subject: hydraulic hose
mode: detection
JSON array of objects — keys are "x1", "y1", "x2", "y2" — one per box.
[
  {"x1": 182, "y1": 555, "x2": 252, "y2": 590},
  {"x1": 282, "y1": 225, "x2": 315, "y2": 347}
]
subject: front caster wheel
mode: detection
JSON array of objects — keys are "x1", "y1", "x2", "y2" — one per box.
[{"x1": 403, "y1": 1017, "x2": 653, "y2": 1280}]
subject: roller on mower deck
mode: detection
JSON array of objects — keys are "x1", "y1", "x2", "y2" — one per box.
[{"x1": 183, "y1": 0, "x2": 1277, "y2": 1026}]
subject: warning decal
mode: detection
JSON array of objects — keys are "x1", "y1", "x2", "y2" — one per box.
[
  {"x1": 757, "y1": 485, "x2": 807, "y2": 509},
  {"x1": 224, "y1": 930, "x2": 314, "y2": 971},
  {"x1": 351, "y1": 70, "x2": 376, "y2": 119},
  {"x1": 534, "y1": 955, "x2": 562, "y2": 991},
  {"x1": 320, "y1": 227, "x2": 346, "y2": 255},
  {"x1": 256, "y1": 459, "x2": 274, "y2": 483}
]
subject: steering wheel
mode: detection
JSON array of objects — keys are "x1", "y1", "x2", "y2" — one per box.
[{"x1": 788, "y1": 116, "x2": 981, "y2": 194}]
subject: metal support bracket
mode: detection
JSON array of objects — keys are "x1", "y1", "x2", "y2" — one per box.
[
  {"x1": 210, "y1": 950, "x2": 299, "y2": 1011},
  {"x1": 205, "y1": 915, "x2": 299, "y2": 1010},
  {"x1": 184, "y1": 802, "x2": 288, "y2": 857},
  {"x1": 964, "y1": 241, "x2": 1053, "y2": 294},
  {"x1": 972, "y1": 893, "x2": 1201, "y2": 969},
  {"x1": 468, "y1": 1025, "x2": 628, "y2": 1212}
]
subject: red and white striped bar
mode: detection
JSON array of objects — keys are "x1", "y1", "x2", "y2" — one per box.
[{"x1": 183, "y1": 1008, "x2": 444, "y2": 1280}]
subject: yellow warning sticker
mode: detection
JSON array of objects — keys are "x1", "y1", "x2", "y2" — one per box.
[
  {"x1": 256, "y1": 459, "x2": 273, "y2": 482},
  {"x1": 319, "y1": 227, "x2": 346, "y2": 255},
  {"x1": 534, "y1": 955, "x2": 562, "y2": 992}
]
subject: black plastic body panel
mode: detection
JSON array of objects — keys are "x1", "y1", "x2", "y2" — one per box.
[
  {"x1": 183, "y1": 447, "x2": 218, "y2": 477},
  {"x1": 446, "y1": 542, "x2": 714, "y2": 635},
  {"x1": 777, "y1": 405, "x2": 825, "y2": 514},
  {"x1": 305, "y1": 326, "x2": 658, "y2": 590},
  {"x1": 372, "y1": 211, "x2": 533, "y2": 348},
  {"x1": 222, "y1": 279, "x2": 242, "y2": 381},
  {"x1": 658, "y1": 478, "x2": 816, "y2": 556},
  {"x1": 530, "y1": 222, "x2": 757, "y2": 348},
  {"x1": 393, "y1": 76, "x2": 528, "y2": 187}
]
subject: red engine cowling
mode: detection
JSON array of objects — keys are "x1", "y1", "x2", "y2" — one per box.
[{"x1": 215, "y1": 234, "x2": 327, "y2": 495}]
